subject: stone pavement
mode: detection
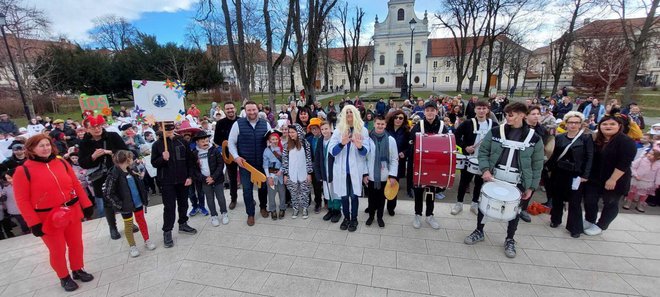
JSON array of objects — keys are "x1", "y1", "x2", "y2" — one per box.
[{"x1": 1, "y1": 193, "x2": 659, "y2": 297}]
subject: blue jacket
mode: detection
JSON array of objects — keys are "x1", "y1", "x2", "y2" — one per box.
[
  {"x1": 263, "y1": 146, "x2": 284, "y2": 184},
  {"x1": 582, "y1": 104, "x2": 605, "y2": 122}
]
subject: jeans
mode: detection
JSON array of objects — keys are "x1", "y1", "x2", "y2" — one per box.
[
  {"x1": 584, "y1": 182, "x2": 621, "y2": 230},
  {"x1": 267, "y1": 181, "x2": 287, "y2": 211},
  {"x1": 202, "y1": 183, "x2": 227, "y2": 216},
  {"x1": 161, "y1": 183, "x2": 189, "y2": 232},
  {"x1": 239, "y1": 167, "x2": 267, "y2": 216},
  {"x1": 189, "y1": 181, "x2": 205, "y2": 209},
  {"x1": 341, "y1": 175, "x2": 359, "y2": 220}
]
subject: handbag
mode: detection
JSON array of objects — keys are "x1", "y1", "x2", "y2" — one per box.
[
  {"x1": 86, "y1": 140, "x2": 108, "y2": 182},
  {"x1": 555, "y1": 129, "x2": 584, "y2": 172}
]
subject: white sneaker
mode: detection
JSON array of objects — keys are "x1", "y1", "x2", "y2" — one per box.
[
  {"x1": 470, "y1": 202, "x2": 479, "y2": 215},
  {"x1": 413, "y1": 215, "x2": 422, "y2": 229},
  {"x1": 583, "y1": 220, "x2": 594, "y2": 230},
  {"x1": 435, "y1": 193, "x2": 446, "y2": 200},
  {"x1": 211, "y1": 216, "x2": 220, "y2": 227},
  {"x1": 221, "y1": 212, "x2": 229, "y2": 225},
  {"x1": 426, "y1": 215, "x2": 440, "y2": 229},
  {"x1": 129, "y1": 245, "x2": 140, "y2": 257},
  {"x1": 451, "y1": 202, "x2": 463, "y2": 215},
  {"x1": 584, "y1": 225, "x2": 602, "y2": 236},
  {"x1": 145, "y1": 240, "x2": 156, "y2": 250}
]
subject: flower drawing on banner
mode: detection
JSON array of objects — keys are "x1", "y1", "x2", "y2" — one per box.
[
  {"x1": 132, "y1": 82, "x2": 142, "y2": 89},
  {"x1": 145, "y1": 114, "x2": 156, "y2": 126},
  {"x1": 164, "y1": 79, "x2": 176, "y2": 89},
  {"x1": 174, "y1": 80, "x2": 185, "y2": 90},
  {"x1": 101, "y1": 107, "x2": 112, "y2": 117},
  {"x1": 141, "y1": 80, "x2": 148, "y2": 86},
  {"x1": 135, "y1": 114, "x2": 146, "y2": 124},
  {"x1": 133, "y1": 105, "x2": 145, "y2": 116},
  {"x1": 175, "y1": 88, "x2": 185, "y2": 99}
]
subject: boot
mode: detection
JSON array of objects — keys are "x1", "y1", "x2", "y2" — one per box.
[
  {"x1": 322, "y1": 209, "x2": 333, "y2": 221},
  {"x1": 163, "y1": 231, "x2": 174, "y2": 248},
  {"x1": 109, "y1": 227, "x2": 121, "y2": 240},
  {"x1": 60, "y1": 275, "x2": 79, "y2": 292},
  {"x1": 331, "y1": 210, "x2": 342, "y2": 223}
]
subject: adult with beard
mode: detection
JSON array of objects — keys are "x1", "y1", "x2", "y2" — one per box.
[
  {"x1": 151, "y1": 122, "x2": 198, "y2": 247},
  {"x1": 228, "y1": 101, "x2": 272, "y2": 226},
  {"x1": 214, "y1": 102, "x2": 240, "y2": 209},
  {"x1": 408, "y1": 101, "x2": 448, "y2": 230},
  {"x1": 78, "y1": 115, "x2": 136, "y2": 240}
]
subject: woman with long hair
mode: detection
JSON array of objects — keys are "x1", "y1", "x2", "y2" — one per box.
[
  {"x1": 583, "y1": 115, "x2": 636, "y2": 236},
  {"x1": 384, "y1": 110, "x2": 410, "y2": 214},
  {"x1": 329, "y1": 105, "x2": 369, "y2": 232},
  {"x1": 13, "y1": 134, "x2": 95, "y2": 292}
]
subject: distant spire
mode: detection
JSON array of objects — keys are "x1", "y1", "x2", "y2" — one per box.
[
  {"x1": 375, "y1": 14, "x2": 379, "y2": 23},
  {"x1": 424, "y1": 10, "x2": 428, "y2": 19}
]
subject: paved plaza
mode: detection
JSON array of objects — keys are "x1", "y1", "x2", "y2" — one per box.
[{"x1": 0, "y1": 192, "x2": 659, "y2": 297}]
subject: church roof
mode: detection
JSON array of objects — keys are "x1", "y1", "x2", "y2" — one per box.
[
  {"x1": 326, "y1": 46, "x2": 375, "y2": 62},
  {"x1": 427, "y1": 37, "x2": 487, "y2": 57}
]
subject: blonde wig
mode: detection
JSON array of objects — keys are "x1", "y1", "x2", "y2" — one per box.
[{"x1": 336, "y1": 105, "x2": 364, "y2": 135}]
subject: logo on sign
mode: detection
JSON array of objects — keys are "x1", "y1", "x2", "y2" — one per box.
[{"x1": 152, "y1": 94, "x2": 167, "y2": 108}]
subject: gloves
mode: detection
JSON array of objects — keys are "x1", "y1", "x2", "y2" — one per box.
[
  {"x1": 82, "y1": 206, "x2": 95, "y2": 219},
  {"x1": 31, "y1": 224, "x2": 44, "y2": 237}
]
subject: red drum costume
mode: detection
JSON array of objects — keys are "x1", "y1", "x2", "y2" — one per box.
[{"x1": 13, "y1": 156, "x2": 93, "y2": 278}]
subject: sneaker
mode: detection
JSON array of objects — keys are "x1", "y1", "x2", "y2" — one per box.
[
  {"x1": 323, "y1": 210, "x2": 333, "y2": 221},
  {"x1": 584, "y1": 224, "x2": 603, "y2": 236},
  {"x1": 199, "y1": 207, "x2": 210, "y2": 216},
  {"x1": 188, "y1": 207, "x2": 199, "y2": 216},
  {"x1": 365, "y1": 217, "x2": 374, "y2": 226},
  {"x1": 470, "y1": 202, "x2": 479, "y2": 215},
  {"x1": 71, "y1": 269, "x2": 94, "y2": 282},
  {"x1": 583, "y1": 220, "x2": 594, "y2": 230},
  {"x1": 60, "y1": 275, "x2": 79, "y2": 292},
  {"x1": 302, "y1": 208, "x2": 309, "y2": 219},
  {"x1": 451, "y1": 202, "x2": 463, "y2": 215},
  {"x1": 129, "y1": 245, "x2": 140, "y2": 258},
  {"x1": 435, "y1": 193, "x2": 446, "y2": 200},
  {"x1": 163, "y1": 231, "x2": 173, "y2": 248},
  {"x1": 314, "y1": 205, "x2": 321, "y2": 214},
  {"x1": 464, "y1": 229, "x2": 485, "y2": 245},
  {"x1": 340, "y1": 218, "x2": 350, "y2": 230},
  {"x1": 504, "y1": 239, "x2": 517, "y2": 258},
  {"x1": 519, "y1": 211, "x2": 532, "y2": 223},
  {"x1": 292, "y1": 208, "x2": 299, "y2": 219},
  {"x1": 271, "y1": 211, "x2": 278, "y2": 220},
  {"x1": 622, "y1": 200, "x2": 632, "y2": 210},
  {"x1": 331, "y1": 210, "x2": 342, "y2": 223},
  {"x1": 426, "y1": 215, "x2": 440, "y2": 229},
  {"x1": 211, "y1": 216, "x2": 221, "y2": 227},
  {"x1": 413, "y1": 215, "x2": 422, "y2": 229},
  {"x1": 222, "y1": 212, "x2": 230, "y2": 224},
  {"x1": 377, "y1": 218, "x2": 385, "y2": 228},
  {"x1": 348, "y1": 219, "x2": 358, "y2": 232},
  {"x1": 178, "y1": 223, "x2": 198, "y2": 235},
  {"x1": 636, "y1": 202, "x2": 647, "y2": 213},
  {"x1": 145, "y1": 239, "x2": 156, "y2": 250}
]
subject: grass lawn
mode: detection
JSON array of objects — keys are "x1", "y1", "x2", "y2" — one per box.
[{"x1": 623, "y1": 90, "x2": 660, "y2": 117}]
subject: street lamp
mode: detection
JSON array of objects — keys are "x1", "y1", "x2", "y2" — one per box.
[
  {"x1": 408, "y1": 18, "x2": 416, "y2": 100},
  {"x1": 401, "y1": 63, "x2": 408, "y2": 99},
  {"x1": 0, "y1": 13, "x2": 31, "y2": 122},
  {"x1": 539, "y1": 61, "x2": 546, "y2": 98},
  {"x1": 432, "y1": 65, "x2": 437, "y2": 91}
]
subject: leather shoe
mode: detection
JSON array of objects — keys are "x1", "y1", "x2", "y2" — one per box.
[
  {"x1": 109, "y1": 227, "x2": 121, "y2": 240},
  {"x1": 60, "y1": 275, "x2": 79, "y2": 292},
  {"x1": 549, "y1": 222, "x2": 560, "y2": 228},
  {"x1": 229, "y1": 201, "x2": 237, "y2": 210},
  {"x1": 260, "y1": 208, "x2": 269, "y2": 218},
  {"x1": 72, "y1": 269, "x2": 94, "y2": 282},
  {"x1": 247, "y1": 216, "x2": 255, "y2": 226}
]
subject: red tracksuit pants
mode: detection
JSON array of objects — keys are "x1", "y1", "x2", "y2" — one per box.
[{"x1": 37, "y1": 209, "x2": 84, "y2": 278}]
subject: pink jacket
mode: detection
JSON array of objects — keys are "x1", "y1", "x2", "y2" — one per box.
[{"x1": 631, "y1": 156, "x2": 660, "y2": 186}]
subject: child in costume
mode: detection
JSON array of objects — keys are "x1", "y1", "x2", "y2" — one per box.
[
  {"x1": 315, "y1": 121, "x2": 340, "y2": 222},
  {"x1": 191, "y1": 131, "x2": 228, "y2": 226},
  {"x1": 282, "y1": 124, "x2": 313, "y2": 219},
  {"x1": 263, "y1": 129, "x2": 286, "y2": 220}
]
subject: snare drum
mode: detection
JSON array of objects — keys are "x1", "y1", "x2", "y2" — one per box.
[
  {"x1": 479, "y1": 181, "x2": 521, "y2": 221},
  {"x1": 467, "y1": 157, "x2": 481, "y2": 175},
  {"x1": 456, "y1": 154, "x2": 467, "y2": 170}
]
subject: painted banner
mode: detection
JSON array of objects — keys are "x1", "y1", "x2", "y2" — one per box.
[
  {"x1": 78, "y1": 94, "x2": 109, "y2": 112},
  {"x1": 132, "y1": 79, "x2": 186, "y2": 122}
]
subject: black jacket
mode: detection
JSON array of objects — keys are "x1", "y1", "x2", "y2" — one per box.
[
  {"x1": 0, "y1": 155, "x2": 26, "y2": 178},
  {"x1": 588, "y1": 133, "x2": 637, "y2": 195},
  {"x1": 455, "y1": 118, "x2": 499, "y2": 152},
  {"x1": 103, "y1": 166, "x2": 149, "y2": 212},
  {"x1": 151, "y1": 136, "x2": 195, "y2": 185},
  {"x1": 213, "y1": 117, "x2": 237, "y2": 146},
  {"x1": 78, "y1": 130, "x2": 128, "y2": 194},
  {"x1": 313, "y1": 138, "x2": 334, "y2": 182},
  {"x1": 547, "y1": 132, "x2": 594, "y2": 178},
  {"x1": 191, "y1": 145, "x2": 225, "y2": 184}
]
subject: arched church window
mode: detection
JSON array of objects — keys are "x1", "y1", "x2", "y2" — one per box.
[
  {"x1": 397, "y1": 9, "x2": 404, "y2": 21},
  {"x1": 379, "y1": 55, "x2": 385, "y2": 65}
]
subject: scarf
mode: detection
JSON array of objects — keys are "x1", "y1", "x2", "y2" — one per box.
[{"x1": 370, "y1": 130, "x2": 390, "y2": 189}]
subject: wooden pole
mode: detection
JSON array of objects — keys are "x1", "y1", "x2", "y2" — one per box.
[{"x1": 161, "y1": 122, "x2": 168, "y2": 152}]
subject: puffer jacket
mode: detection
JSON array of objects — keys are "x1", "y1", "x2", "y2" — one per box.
[
  {"x1": 191, "y1": 144, "x2": 225, "y2": 185},
  {"x1": 102, "y1": 166, "x2": 149, "y2": 212},
  {"x1": 478, "y1": 124, "x2": 545, "y2": 190}
]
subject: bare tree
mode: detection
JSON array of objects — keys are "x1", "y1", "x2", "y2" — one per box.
[
  {"x1": 292, "y1": 0, "x2": 339, "y2": 106},
  {"x1": 611, "y1": 0, "x2": 660, "y2": 104},
  {"x1": 264, "y1": 0, "x2": 294, "y2": 109},
  {"x1": 336, "y1": 2, "x2": 372, "y2": 92},
  {"x1": 90, "y1": 15, "x2": 138, "y2": 51}
]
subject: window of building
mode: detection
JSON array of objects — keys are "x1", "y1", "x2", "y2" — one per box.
[
  {"x1": 342, "y1": 79, "x2": 346, "y2": 85},
  {"x1": 341, "y1": 66, "x2": 346, "y2": 72},
  {"x1": 656, "y1": 58, "x2": 660, "y2": 67},
  {"x1": 365, "y1": 78, "x2": 368, "y2": 84},
  {"x1": 415, "y1": 53, "x2": 420, "y2": 64},
  {"x1": 446, "y1": 60, "x2": 451, "y2": 67},
  {"x1": 396, "y1": 52, "x2": 404, "y2": 66},
  {"x1": 433, "y1": 61, "x2": 438, "y2": 68},
  {"x1": 364, "y1": 65, "x2": 368, "y2": 71},
  {"x1": 445, "y1": 76, "x2": 450, "y2": 82},
  {"x1": 379, "y1": 55, "x2": 385, "y2": 65},
  {"x1": 397, "y1": 9, "x2": 404, "y2": 21},
  {"x1": 379, "y1": 77, "x2": 385, "y2": 84},
  {"x1": 475, "y1": 75, "x2": 479, "y2": 81},
  {"x1": 414, "y1": 76, "x2": 420, "y2": 83},
  {"x1": 432, "y1": 77, "x2": 437, "y2": 82}
]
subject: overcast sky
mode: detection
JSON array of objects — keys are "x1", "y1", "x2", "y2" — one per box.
[{"x1": 31, "y1": 0, "x2": 650, "y2": 50}]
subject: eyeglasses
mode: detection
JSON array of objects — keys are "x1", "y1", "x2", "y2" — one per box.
[
  {"x1": 395, "y1": 116, "x2": 404, "y2": 120},
  {"x1": 566, "y1": 121, "x2": 582, "y2": 125}
]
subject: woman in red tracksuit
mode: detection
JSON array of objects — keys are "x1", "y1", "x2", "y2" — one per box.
[{"x1": 12, "y1": 134, "x2": 95, "y2": 292}]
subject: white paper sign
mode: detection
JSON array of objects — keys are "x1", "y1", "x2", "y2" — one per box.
[{"x1": 132, "y1": 79, "x2": 186, "y2": 122}]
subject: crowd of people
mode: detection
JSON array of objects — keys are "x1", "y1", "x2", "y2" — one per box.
[{"x1": 0, "y1": 90, "x2": 659, "y2": 292}]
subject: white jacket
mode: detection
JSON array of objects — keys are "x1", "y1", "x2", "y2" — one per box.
[
  {"x1": 366, "y1": 135, "x2": 399, "y2": 182},
  {"x1": 329, "y1": 128, "x2": 370, "y2": 197}
]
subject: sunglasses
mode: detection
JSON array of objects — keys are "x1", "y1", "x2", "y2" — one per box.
[
  {"x1": 12, "y1": 146, "x2": 25, "y2": 150},
  {"x1": 395, "y1": 116, "x2": 405, "y2": 120}
]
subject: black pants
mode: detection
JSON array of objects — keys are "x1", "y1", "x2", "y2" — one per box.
[
  {"x1": 541, "y1": 167, "x2": 551, "y2": 203},
  {"x1": 227, "y1": 162, "x2": 238, "y2": 202},
  {"x1": 456, "y1": 170, "x2": 483, "y2": 203},
  {"x1": 93, "y1": 178, "x2": 118, "y2": 229},
  {"x1": 143, "y1": 173, "x2": 156, "y2": 193},
  {"x1": 161, "y1": 183, "x2": 189, "y2": 232},
  {"x1": 311, "y1": 175, "x2": 323, "y2": 208},
  {"x1": 414, "y1": 187, "x2": 439, "y2": 216},
  {"x1": 477, "y1": 208, "x2": 520, "y2": 239},
  {"x1": 550, "y1": 170, "x2": 584, "y2": 234},
  {"x1": 584, "y1": 182, "x2": 620, "y2": 230},
  {"x1": 367, "y1": 181, "x2": 386, "y2": 219}
]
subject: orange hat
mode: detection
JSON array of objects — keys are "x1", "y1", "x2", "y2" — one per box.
[{"x1": 307, "y1": 117, "x2": 322, "y2": 132}]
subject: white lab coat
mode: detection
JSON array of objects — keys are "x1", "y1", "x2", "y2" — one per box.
[
  {"x1": 365, "y1": 135, "x2": 399, "y2": 182},
  {"x1": 329, "y1": 127, "x2": 369, "y2": 197}
]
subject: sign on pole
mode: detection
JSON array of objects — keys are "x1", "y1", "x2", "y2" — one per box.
[
  {"x1": 132, "y1": 79, "x2": 186, "y2": 122},
  {"x1": 78, "y1": 94, "x2": 110, "y2": 113}
]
